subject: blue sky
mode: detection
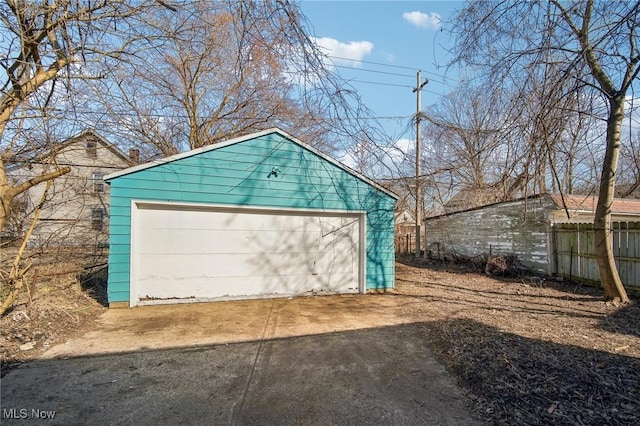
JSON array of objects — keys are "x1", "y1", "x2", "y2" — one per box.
[
  {"x1": 299, "y1": 1, "x2": 463, "y2": 142},
  {"x1": 299, "y1": 1, "x2": 640, "y2": 179}
]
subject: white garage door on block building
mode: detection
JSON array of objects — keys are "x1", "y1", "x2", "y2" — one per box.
[{"x1": 130, "y1": 201, "x2": 364, "y2": 306}]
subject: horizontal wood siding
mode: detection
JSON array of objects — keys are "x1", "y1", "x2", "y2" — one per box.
[
  {"x1": 107, "y1": 133, "x2": 396, "y2": 303},
  {"x1": 423, "y1": 198, "x2": 556, "y2": 274}
]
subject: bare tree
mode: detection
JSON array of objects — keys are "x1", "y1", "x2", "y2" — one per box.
[
  {"x1": 422, "y1": 85, "x2": 507, "y2": 210},
  {"x1": 0, "y1": 0, "x2": 176, "y2": 316},
  {"x1": 86, "y1": 0, "x2": 390, "y2": 164},
  {"x1": 0, "y1": 0, "x2": 167, "y2": 233},
  {"x1": 451, "y1": 0, "x2": 640, "y2": 302},
  {"x1": 1, "y1": 0, "x2": 396, "y2": 229},
  {"x1": 552, "y1": 92, "x2": 602, "y2": 195},
  {"x1": 94, "y1": 2, "x2": 306, "y2": 155},
  {"x1": 426, "y1": 88, "x2": 501, "y2": 188}
]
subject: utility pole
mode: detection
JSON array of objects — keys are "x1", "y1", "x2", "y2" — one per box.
[{"x1": 413, "y1": 71, "x2": 428, "y2": 258}]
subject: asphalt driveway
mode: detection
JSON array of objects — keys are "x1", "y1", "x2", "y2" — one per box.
[{"x1": 1, "y1": 295, "x2": 481, "y2": 425}]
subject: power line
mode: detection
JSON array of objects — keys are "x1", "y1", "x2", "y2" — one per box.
[
  {"x1": 328, "y1": 55, "x2": 453, "y2": 82},
  {"x1": 348, "y1": 80, "x2": 414, "y2": 89},
  {"x1": 334, "y1": 64, "x2": 415, "y2": 79},
  {"x1": 331, "y1": 61, "x2": 456, "y2": 90},
  {"x1": 329, "y1": 55, "x2": 421, "y2": 71},
  {"x1": 349, "y1": 79, "x2": 446, "y2": 97}
]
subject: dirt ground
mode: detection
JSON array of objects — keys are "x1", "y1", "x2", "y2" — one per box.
[
  {"x1": 0, "y1": 254, "x2": 107, "y2": 364},
  {"x1": 2, "y1": 255, "x2": 640, "y2": 424},
  {"x1": 395, "y1": 255, "x2": 640, "y2": 425}
]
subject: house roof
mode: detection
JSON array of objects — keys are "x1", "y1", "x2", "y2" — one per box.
[
  {"x1": 394, "y1": 208, "x2": 416, "y2": 221},
  {"x1": 8, "y1": 129, "x2": 132, "y2": 171},
  {"x1": 61, "y1": 129, "x2": 132, "y2": 164},
  {"x1": 443, "y1": 186, "x2": 504, "y2": 213},
  {"x1": 550, "y1": 194, "x2": 640, "y2": 215},
  {"x1": 104, "y1": 127, "x2": 398, "y2": 199}
]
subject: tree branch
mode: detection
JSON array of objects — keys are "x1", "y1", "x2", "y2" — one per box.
[{"x1": 9, "y1": 166, "x2": 71, "y2": 198}]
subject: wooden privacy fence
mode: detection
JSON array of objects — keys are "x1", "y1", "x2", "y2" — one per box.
[
  {"x1": 554, "y1": 222, "x2": 640, "y2": 291},
  {"x1": 395, "y1": 234, "x2": 416, "y2": 255}
]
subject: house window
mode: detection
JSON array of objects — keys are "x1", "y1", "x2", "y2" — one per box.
[
  {"x1": 91, "y1": 208, "x2": 105, "y2": 230},
  {"x1": 86, "y1": 139, "x2": 97, "y2": 158},
  {"x1": 92, "y1": 172, "x2": 104, "y2": 193}
]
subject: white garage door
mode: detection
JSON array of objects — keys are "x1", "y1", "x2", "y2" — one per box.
[{"x1": 131, "y1": 202, "x2": 363, "y2": 306}]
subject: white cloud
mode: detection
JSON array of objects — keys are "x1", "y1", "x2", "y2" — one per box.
[
  {"x1": 339, "y1": 137, "x2": 414, "y2": 177},
  {"x1": 312, "y1": 37, "x2": 374, "y2": 67},
  {"x1": 402, "y1": 11, "x2": 442, "y2": 30},
  {"x1": 387, "y1": 138, "x2": 413, "y2": 162},
  {"x1": 375, "y1": 138, "x2": 415, "y2": 177}
]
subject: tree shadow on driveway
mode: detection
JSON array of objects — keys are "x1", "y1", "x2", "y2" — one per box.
[
  {"x1": 4, "y1": 317, "x2": 639, "y2": 425},
  {"x1": 0, "y1": 322, "x2": 480, "y2": 426}
]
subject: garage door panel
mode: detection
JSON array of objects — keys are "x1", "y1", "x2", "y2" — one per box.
[
  {"x1": 140, "y1": 208, "x2": 337, "y2": 232},
  {"x1": 138, "y1": 248, "x2": 357, "y2": 270},
  {"x1": 139, "y1": 229, "x2": 324, "y2": 255},
  {"x1": 134, "y1": 205, "x2": 361, "y2": 304},
  {"x1": 317, "y1": 232, "x2": 357, "y2": 255},
  {"x1": 140, "y1": 253, "x2": 311, "y2": 278},
  {"x1": 138, "y1": 273, "x2": 359, "y2": 301},
  {"x1": 138, "y1": 248, "x2": 356, "y2": 279},
  {"x1": 139, "y1": 217, "x2": 356, "y2": 256},
  {"x1": 313, "y1": 249, "x2": 356, "y2": 273}
]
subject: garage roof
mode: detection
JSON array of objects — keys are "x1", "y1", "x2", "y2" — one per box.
[
  {"x1": 105, "y1": 128, "x2": 398, "y2": 200},
  {"x1": 550, "y1": 194, "x2": 640, "y2": 215}
]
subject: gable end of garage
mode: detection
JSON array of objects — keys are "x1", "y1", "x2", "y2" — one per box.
[{"x1": 106, "y1": 129, "x2": 396, "y2": 306}]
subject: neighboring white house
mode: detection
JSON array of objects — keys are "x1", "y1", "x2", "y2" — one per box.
[
  {"x1": 8, "y1": 129, "x2": 135, "y2": 248},
  {"x1": 395, "y1": 208, "x2": 416, "y2": 236}
]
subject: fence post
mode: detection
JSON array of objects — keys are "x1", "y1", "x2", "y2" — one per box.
[
  {"x1": 569, "y1": 245, "x2": 573, "y2": 282},
  {"x1": 551, "y1": 224, "x2": 557, "y2": 276}
]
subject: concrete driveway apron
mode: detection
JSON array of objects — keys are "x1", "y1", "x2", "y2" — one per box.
[{"x1": 1, "y1": 295, "x2": 481, "y2": 425}]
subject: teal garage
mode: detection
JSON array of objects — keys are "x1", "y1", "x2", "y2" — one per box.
[{"x1": 104, "y1": 128, "x2": 397, "y2": 307}]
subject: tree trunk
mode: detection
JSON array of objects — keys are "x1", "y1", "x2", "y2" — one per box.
[
  {"x1": 594, "y1": 95, "x2": 630, "y2": 303},
  {"x1": 0, "y1": 181, "x2": 51, "y2": 316},
  {"x1": 0, "y1": 156, "x2": 11, "y2": 232}
]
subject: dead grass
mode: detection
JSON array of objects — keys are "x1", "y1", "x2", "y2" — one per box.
[
  {"x1": 0, "y1": 249, "x2": 107, "y2": 367},
  {"x1": 396, "y1": 255, "x2": 640, "y2": 425}
]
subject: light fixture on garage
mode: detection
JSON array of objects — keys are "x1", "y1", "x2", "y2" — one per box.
[{"x1": 269, "y1": 167, "x2": 281, "y2": 178}]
